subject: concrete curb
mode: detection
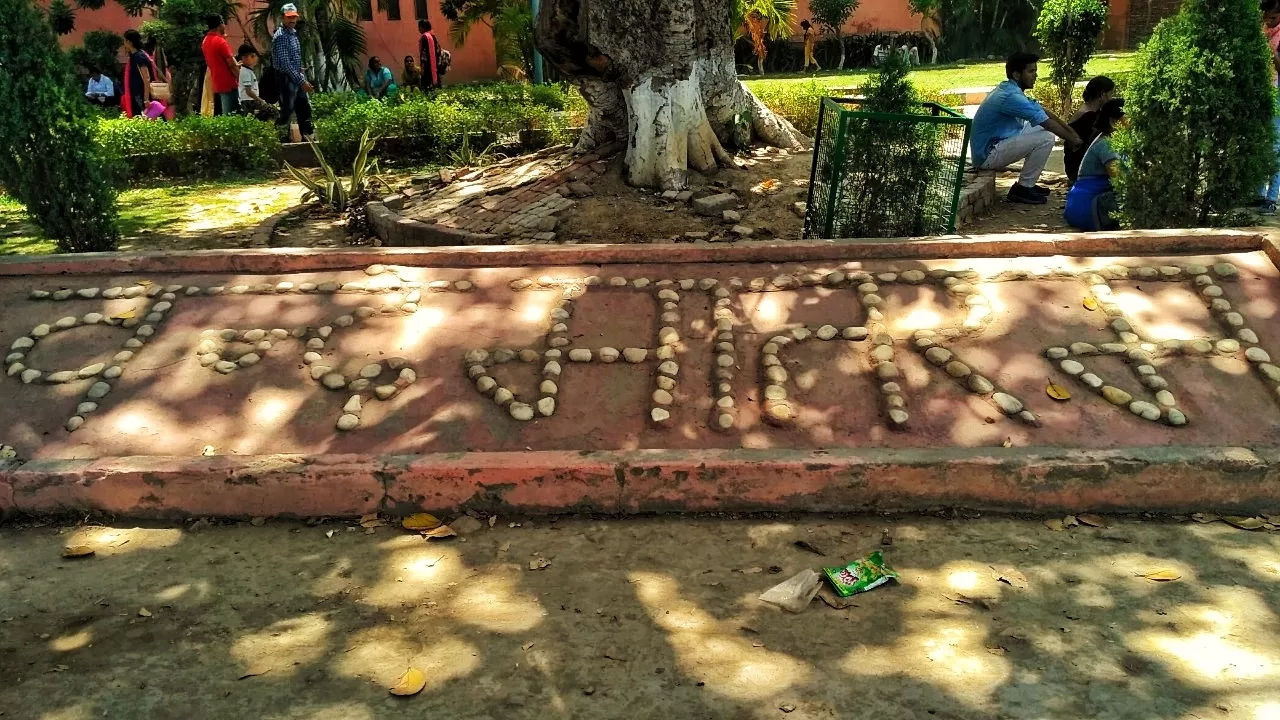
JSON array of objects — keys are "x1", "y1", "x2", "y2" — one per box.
[
  {"x1": 0, "y1": 229, "x2": 1265, "y2": 277},
  {"x1": 3, "y1": 446, "x2": 1280, "y2": 519},
  {"x1": 366, "y1": 201, "x2": 500, "y2": 247}
]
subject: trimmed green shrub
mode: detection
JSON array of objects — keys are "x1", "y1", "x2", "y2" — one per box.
[
  {"x1": 1115, "y1": 0, "x2": 1276, "y2": 227},
  {"x1": 1034, "y1": 0, "x2": 1109, "y2": 115},
  {"x1": 69, "y1": 30, "x2": 124, "y2": 79},
  {"x1": 0, "y1": 0, "x2": 118, "y2": 252},
  {"x1": 96, "y1": 115, "x2": 281, "y2": 180},
  {"x1": 748, "y1": 80, "x2": 829, "y2": 135}
]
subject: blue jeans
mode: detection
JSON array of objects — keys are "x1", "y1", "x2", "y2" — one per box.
[
  {"x1": 277, "y1": 79, "x2": 313, "y2": 136},
  {"x1": 217, "y1": 91, "x2": 238, "y2": 116}
]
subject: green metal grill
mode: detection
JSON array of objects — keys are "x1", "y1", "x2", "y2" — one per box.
[{"x1": 803, "y1": 97, "x2": 973, "y2": 239}]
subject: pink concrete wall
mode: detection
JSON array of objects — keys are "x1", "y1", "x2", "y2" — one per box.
[
  {"x1": 790, "y1": 0, "x2": 924, "y2": 39},
  {"x1": 54, "y1": 2, "x2": 498, "y2": 84}
]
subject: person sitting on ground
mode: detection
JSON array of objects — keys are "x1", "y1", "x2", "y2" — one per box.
[
  {"x1": 800, "y1": 20, "x2": 820, "y2": 72},
  {"x1": 402, "y1": 55, "x2": 422, "y2": 88},
  {"x1": 1064, "y1": 75, "x2": 1115, "y2": 185},
  {"x1": 1064, "y1": 99, "x2": 1126, "y2": 232},
  {"x1": 970, "y1": 51, "x2": 1083, "y2": 205},
  {"x1": 910, "y1": 45, "x2": 921, "y2": 66},
  {"x1": 237, "y1": 44, "x2": 279, "y2": 121},
  {"x1": 85, "y1": 68, "x2": 115, "y2": 106},
  {"x1": 363, "y1": 56, "x2": 397, "y2": 100},
  {"x1": 872, "y1": 44, "x2": 887, "y2": 66}
]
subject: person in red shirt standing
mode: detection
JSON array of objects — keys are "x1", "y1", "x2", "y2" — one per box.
[
  {"x1": 201, "y1": 13, "x2": 240, "y2": 115},
  {"x1": 417, "y1": 19, "x2": 441, "y2": 92}
]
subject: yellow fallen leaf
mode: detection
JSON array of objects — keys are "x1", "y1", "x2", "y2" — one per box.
[
  {"x1": 1077, "y1": 513, "x2": 1108, "y2": 528},
  {"x1": 402, "y1": 513, "x2": 442, "y2": 531},
  {"x1": 1138, "y1": 569, "x2": 1181, "y2": 582},
  {"x1": 389, "y1": 667, "x2": 427, "y2": 696},
  {"x1": 201, "y1": 445, "x2": 216, "y2": 456},
  {"x1": 1063, "y1": 515, "x2": 1079, "y2": 528},
  {"x1": 61, "y1": 545, "x2": 95, "y2": 559},
  {"x1": 359, "y1": 513, "x2": 384, "y2": 529},
  {"x1": 112, "y1": 308, "x2": 136, "y2": 320},
  {"x1": 1083, "y1": 297, "x2": 1100, "y2": 311},
  {"x1": 1045, "y1": 382, "x2": 1072, "y2": 401},
  {"x1": 138, "y1": 607, "x2": 152, "y2": 617},
  {"x1": 1224, "y1": 516, "x2": 1265, "y2": 530},
  {"x1": 1191, "y1": 512, "x2": 1219, "y2": 524},
  {"x1": 420, "y1": 525, "x2": 456, "y2": 539},
  {"x1": 1044, "y1": 518, "x2": 1065, "y2": 532}
]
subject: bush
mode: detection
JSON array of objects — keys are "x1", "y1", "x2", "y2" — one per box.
[
  {"x1": 68, "y1": 30, "x2": 123, "y2": 79},
  {"x1": 0, "y1": 0, "x2": 118, "y2": 252},
  {"x1": 314, "y1": 91, "x2": 571, "y2": 165},
  {"x1": 1114, "y1": 0, "x2": 1276, "y2": 228},
  {"x1": 1034, "y1": 0, "x2": 1109, "y2": 116},
  {"x1": 310, "y1": 91, "x2": 361, "y2": 120},
  {"x1": 748, "y1": 80, "x2": 829, "y2": 135},
  {"x1": 96, "y1": 115, "x2": 281, "y2": 180}
]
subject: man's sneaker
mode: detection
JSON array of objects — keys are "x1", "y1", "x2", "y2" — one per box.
[
  {"x1": 1262, "y1": 202, "x2": 1277, "y2": 216},
  {"x1": 1007, "y1": 184, "x2": 1047, "y2": 205},
  {"x1": 1031, "y1": 184, "x2": 1052, "y2": 196}
]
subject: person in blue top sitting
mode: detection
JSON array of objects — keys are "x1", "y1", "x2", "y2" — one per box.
[
  {"x1": 1064, "y1": 99, "x2": 1126, "y2": 232},
  {"x1": 971, "y1": 52, "x2": 1082, "y2": 205}
]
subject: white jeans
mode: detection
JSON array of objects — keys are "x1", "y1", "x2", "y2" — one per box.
[{"x1": 980, "y1": 125, "x2": 1055, "y2": 187}]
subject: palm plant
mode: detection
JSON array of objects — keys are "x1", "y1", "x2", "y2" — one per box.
[
  {"x1": 732, "y1": 0, "x2": 796, "y2": 76},
  {"x1": 441, "y1": 0, "x2": 535, "y2": 80},
  {"x1": 248, "y1": 0, "x2": 369, "y2": 91}
]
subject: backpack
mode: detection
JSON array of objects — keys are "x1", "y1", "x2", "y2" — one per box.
[{"x1": 259, "y1": 64, "x2": 281, "y2": 104}]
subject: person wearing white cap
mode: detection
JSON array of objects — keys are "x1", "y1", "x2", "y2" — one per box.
[{"x1": 272, "y1": 3, "x2": 314, "y2": 140}]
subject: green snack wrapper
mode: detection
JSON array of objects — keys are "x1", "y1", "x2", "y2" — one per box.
[{"x1": 822, "y1": 551, "x2": 899, "y2": 597}]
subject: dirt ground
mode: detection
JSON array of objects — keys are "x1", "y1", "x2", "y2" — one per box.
[
  {"x1": 560, "y1": 150, "x2": 811, "y2": 244},
  {"x1": 2, "y1": 514, "x2": 1279, "y2": 720}
]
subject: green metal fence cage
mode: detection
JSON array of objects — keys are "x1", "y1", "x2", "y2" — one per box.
[{"x1": 803, "y1": 97, "x2": 973, "y2": 239}]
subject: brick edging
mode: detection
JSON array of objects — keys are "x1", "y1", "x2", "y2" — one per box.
[
  {"x1": 3, "y1": 446, "x2": 1279, "y2": 519},
  {"x1": 0, "y1": 229, "x2": 1264, "y2": 277},
  {"x1": 247, "y1": 203, "x2": 311, "y2": 249},
  {"x1": 366, "y1": 201, "x2": 499, "y2": 248}
]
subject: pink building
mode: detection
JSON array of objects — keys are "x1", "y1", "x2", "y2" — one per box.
[{"x1": 56, "y1": 0, "x2": 499, "y2": 84}]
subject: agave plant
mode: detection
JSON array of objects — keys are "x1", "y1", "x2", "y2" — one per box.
[{"x1": 285, "y1": 127, "x2": 380, "y2": 212}]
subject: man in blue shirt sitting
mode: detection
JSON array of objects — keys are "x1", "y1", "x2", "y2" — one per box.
[{"x1": 971, "y1": 52, "x2": 1082, "y2": 205}]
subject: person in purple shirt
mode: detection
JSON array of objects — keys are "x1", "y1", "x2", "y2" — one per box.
[{"x1": 971, "y1": 52, "x2": 1082, "y2": 205}]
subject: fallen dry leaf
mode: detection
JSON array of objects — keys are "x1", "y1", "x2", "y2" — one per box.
[
  {"x1": 1138, "y1": 569, "x2": 1181, "y2": 582},
  {"x1": 359, "y1": 513, "x2": 385, "y2": 529},
  {"x1": 420, "y1": 525, "x2": 457, "y2": 540},
  {"x1": 1224, "y1": 516, "x2": 1265, "y2": 530},
  {"x1": 136, "y1": 279, "x2": 154, "y2": 287},
  {"x1": 325, "y1": 529, "x2": 335, "y2": 539},
  {"x1": 249, "y1": 517, "x2": 266, "y2": 527},
  {"x1": 61, "y1": 545, "x2": 95, "y2": 559},
  {"x1": 991, "y1": 567, "x2": 1029, "y2": 590},
  {"x1": 237, "y1": 666, "x2": 271, "y2": 680},
  {"x1": 488, "y1": 515, "x2": 497, "y2": 528},
  {"x1": 388, "y1": 667, "x2": 427, "y2": 696},
  {"x1": 1045, "y1": 382, "x2": 1072, "y2": 401},
  {"x1": 521, "y1": 641, "x2": 535, "y2": 652},
  {"x1": 402, "y1": 513, "x2": 442, "y2": 531},
  {"x1": 1077, "y1": 513, "x2": 1109, "y2": 528},
  {"x1": 1063, "y1": 515, "x2": 1080, "y2": 528},
  {"x1": 1044, "y1": 518, "x2": 1065, "y2": 532},
  {"x1": 201, "y1": 445, "x2": 215, "y2": 456},
  {"x1": 529, "y1": 556, "x2": 552, "y2": 571},
  {"x1": 138, "y1": 607, "x2": 152, "y2": 618},
  {"x1": 1083, "y1": 297, "x2": 1100, "y2": 311},
  {"x1": 111, "y1": 308, "x2": 136, "y2": 320},
  {"x1": 793, "y1": 540, "x2": 825, "y2": 556},
  {"x1": 1192, "y1": 512, "x2": 1219, "y2": 524}
]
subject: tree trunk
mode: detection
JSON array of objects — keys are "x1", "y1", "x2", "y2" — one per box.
[
  {"x1": 535, "y1": 0, "x2": 806, "y2": 190},
  {"x1": 835, "y1": 30, "x2": 844, "y2": 70}
]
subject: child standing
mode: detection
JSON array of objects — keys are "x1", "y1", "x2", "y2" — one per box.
[{"x1": 237, "y1": 44, "x2": 279, "y2": 121}]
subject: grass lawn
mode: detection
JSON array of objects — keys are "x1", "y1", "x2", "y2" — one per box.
[
  {"x1": 0, "y1": 178, "x2": 305, "y2": 256},
  {"x1": 743, "y1": 53, "x2": 1137, "y2": 96}
]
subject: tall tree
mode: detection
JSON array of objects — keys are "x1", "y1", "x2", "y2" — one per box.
[
  {"x1": 535, "y1": 0, "x2": 805, "y2": 190},
  {"x1": 1, "y1": 0, "x2": 119, "y2": 251},
  {"x1": 809, "y1": 0, "x2": 858, "y2": 70},
  {"x1": 906, "y1": 0, "x2": 939, "y2": 64}
]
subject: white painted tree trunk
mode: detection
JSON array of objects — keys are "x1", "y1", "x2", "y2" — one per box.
[{"x1": 536, "y1": 0, "x2": 807, "y2": 190}]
